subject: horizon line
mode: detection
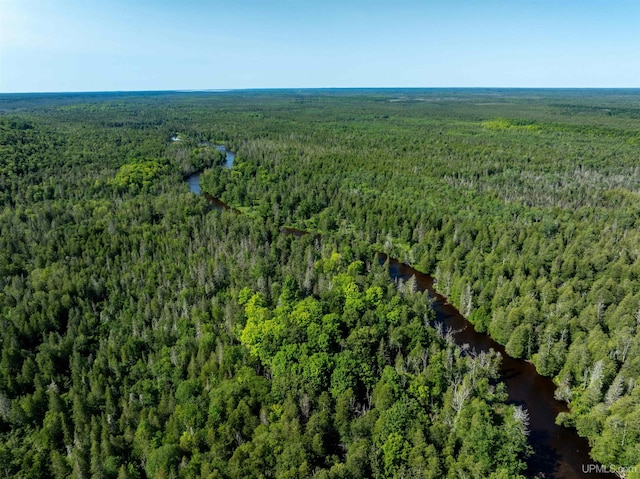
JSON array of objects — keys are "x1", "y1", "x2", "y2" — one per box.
[{"x1": 2, "y1": 86, "x2": 640, "y2": 96}]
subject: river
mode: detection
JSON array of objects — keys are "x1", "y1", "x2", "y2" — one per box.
[
  {"x1": 187, "y1": 145, "x2": 236, "y2": 210},
  {"x1": 186, "y1": 147, "x2": 605, "y2": 479},
  {"x1": 380, "y1": 255, "x2": 605, "y2": 479}
]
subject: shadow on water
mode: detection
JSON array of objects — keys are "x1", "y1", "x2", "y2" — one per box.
[
  {"x1": 185, "y1": 146, "x2": 605, "y2": 478},
  {"x1": 186, "y1": 176, "x2": 238, "y2": 212},
  {"x1": 186, "y1": 144, "x2": 238, "y2": 211},
  {"x1": 379, "y1": 254, "x2": 606, "y2": 479},
  {"x1": 280, "y1": 226, "x2": 322, "y2": 241},
  {"x1": 202, "y1": 192, "x2": 239, "y2": 213}
]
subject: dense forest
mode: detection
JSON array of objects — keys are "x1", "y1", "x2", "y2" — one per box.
[{"x1": 1, "y1": 89, "x2": 639, "y2": 478}]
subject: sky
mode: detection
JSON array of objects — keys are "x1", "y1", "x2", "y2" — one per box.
[{"x1": 0, "y1": 0, "x2": 638, "y2": 92}]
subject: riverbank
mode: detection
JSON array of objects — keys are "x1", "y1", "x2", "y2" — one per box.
[{"x1": 186, "y1": 147, "x2": 606, "y2": 479}]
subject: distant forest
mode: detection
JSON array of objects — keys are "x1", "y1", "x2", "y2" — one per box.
[{"x1": 1, "y1": 89, "x2": 640, "y2": 478}]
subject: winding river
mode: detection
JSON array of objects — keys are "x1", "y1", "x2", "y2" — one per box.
[
  {"x1": 380, "y1": 255, "x2": 604, "y2": 479},
  {"x1": 186, "y1": 146, "x2": 604, "y2": 479},
  {"x1": 187, "y1": 145, "x2": 237, "y2": 210}
]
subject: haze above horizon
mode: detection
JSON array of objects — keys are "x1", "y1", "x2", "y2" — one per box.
[{"x1": 1, "y1": 0, "x2": 638, "y2": 93}]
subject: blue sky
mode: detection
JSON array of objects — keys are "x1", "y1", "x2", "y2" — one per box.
[{"x1": 1, "y1": 0, "x2": 638, "y2": 92}]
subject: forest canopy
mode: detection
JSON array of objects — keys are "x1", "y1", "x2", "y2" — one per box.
[{"x1": 1, "y1": 88, "x2": 639, "y2": 478}]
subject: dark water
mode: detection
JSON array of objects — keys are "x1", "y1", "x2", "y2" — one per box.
[
  {"x1": 185, "y1": 147, "x2": 604, "y2": 478},
  {"x1": 280, "y1": 226, "x2": 321, "y2": 240},
  {"x1": 201, "y1": 192, "x2": 237, "y2": 212},
  {"x1": 380, "y1": 254, "x2": 606, "y2": 479}
]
